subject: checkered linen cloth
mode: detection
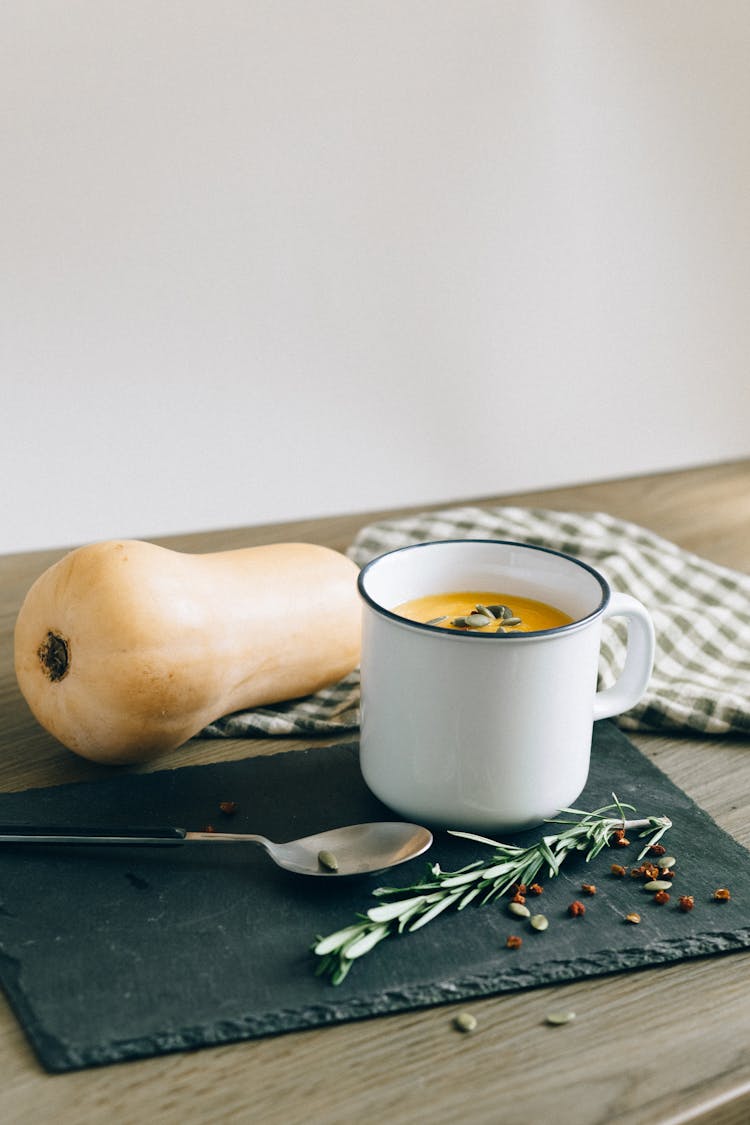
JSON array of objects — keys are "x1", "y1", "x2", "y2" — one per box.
[{"x1": 201, "y1": 507, "x2": 750, "y2": 740}]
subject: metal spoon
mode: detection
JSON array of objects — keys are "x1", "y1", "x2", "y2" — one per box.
[{"x1": 0, "y1": 821, "x2": 433, "y2": 876}]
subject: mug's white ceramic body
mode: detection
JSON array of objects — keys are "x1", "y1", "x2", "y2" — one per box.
[{"x1": 358, "y1": 540, "x2": 655, "y2": 832}]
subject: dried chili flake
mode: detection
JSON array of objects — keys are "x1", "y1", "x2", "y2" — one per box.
[
  {"x1": 713, "y1": 887, "x2": 731, "y2": 902},
  {"x1": 510, "y1": 892, "x2": 526, "y2": 905},
  {"x1": 642, "y1": 863, "x2": 660, "y2": 880},
  {"x1": 219, "y1": 801, "x2": 239, "y2": 815},
  {"x1": 202, "y1": 824, "x2": 216, "y2": 833},
  {"x1": 625, "y1": 912, "x2": 641, "y2": 924},
  {"x1": 506, "y1": 934, "x2": 523, "y2": 949},
  {"x1": 528, "y1": 883, "x2": 544, "y2": 896},
  {"x1": 610, "y1": 864, "x2": 627, "y2": 877},
  {"x1": 648, "y1": 843, "x2": 667, "y2": 856},
  {"x1": 653, "y1": 890, "x2": 670, "y2": 905},
  {"x1": 581, "y1": 883, "x2": 597, "y2": 896},
  {"x1": 678, "y1": 895, "x2": 695, "y2": 912},
  {"x1": 568, "y1": 900, "x2": 586, "y2": 917},
  {"x1": 630, "y1": 865, "x2": 647, "y2": 879},
  {"x1": 616, "y1": 836, "x2": 631, "y2": 847},
  {"x1": 511, "y1": 884, "x2": 527, "y2": 896}
]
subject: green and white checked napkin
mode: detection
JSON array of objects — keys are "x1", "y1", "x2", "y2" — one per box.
[{"x1": 201, "y1": 507, "x2": 750, "y2": 741}]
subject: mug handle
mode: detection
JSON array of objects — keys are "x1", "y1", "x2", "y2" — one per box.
[{"x1": 592, "y1": 592, "x2": 655, "y2": 721}]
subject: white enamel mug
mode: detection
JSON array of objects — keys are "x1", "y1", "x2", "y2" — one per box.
[{"x1": 357, "y1": 539, "x2": 655, "y2": 832}]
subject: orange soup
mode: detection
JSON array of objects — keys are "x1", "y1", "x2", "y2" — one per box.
[{"x1": 392, "y1": 591, "x2": 573, "y2": 633}]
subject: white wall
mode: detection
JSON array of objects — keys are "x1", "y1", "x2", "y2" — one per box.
[{"x1": 3, "y1": 2, "x2": 749, "y2": 555}]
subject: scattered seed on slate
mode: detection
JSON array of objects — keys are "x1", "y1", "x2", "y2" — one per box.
[
  {"x1": 643, "y1": 880, "x2": 672, "y2": 892},
  {"x1": 509, "y1": 901, "x2": 531, "y2": 918},
  {"x1": 530, "y1": 914, "x2": 549, "y2": 931},
  {"x1": 657, "y1": 856, "x2": 676, "y2": 870}
]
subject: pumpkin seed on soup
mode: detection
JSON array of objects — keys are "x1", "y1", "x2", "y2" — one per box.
[{"x1": 392, "y1": 592, "x2": 572, "y2": 633}]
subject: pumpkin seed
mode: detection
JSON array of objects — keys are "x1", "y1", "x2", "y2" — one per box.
[
  {"x1": 486, "y1": 604, "x2": 513, "y2": 619},
  {"x1": 474, "y1": 604, "x2": 494, "y2": 618},
  {"x1": 503, "y1": 616, "x2": 522, "y2": 627},
  {"x1": 453, "y1": 1011, "x2": 477, "y2": 1033},
  {"x1": 643, "y1": 879, "x2": 672, "y2": 892},
  {"x1": 465, "y1": 613, "x2": 492, "y2": 628},
  {"x1": 545, "y1": 1010, "x2": 576, "y2": 1026},
  {"x1": 508, "y1": 901, "x2": 531, "y2": 918},
  {"x1": 425, "y1": 616, "x2": 449, "y2": 626},
  {"x1": 657, "y1": 856, "x2": 676, "y2": 870},
  {"x1": 530, "y1": 914, "x2": 549, "y2": 931},
  {"x1": 317, "y1": 849, "x2": 339, "y2": 872},
  {"x1": 451, "y1": 617, "x2": 468, "y2": 628}
]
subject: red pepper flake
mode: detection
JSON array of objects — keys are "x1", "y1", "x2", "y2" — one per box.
[
  {"x1": 568, "y1": 900, "x2": 586, "y2": 917},
  {"x1": 506, "y1": 934, "x2": 523, "y2": 949},
  {"x1": 219, "y1": 801, "x2": 239, "y2": 815},
  {"x1": 629, "y1": 865, "x2": 647, "y2": 879},
  {"x1": 653, "y1": 890, "x2": 670, "y2": 905},
  {"x1": 616, "y1": 836, "x2": 631, "y2": 847},
  {"x1": 612, "y1": 828, "x2": 625, "y2": 841},
  {"x1": 642, "y1": 863, "x2": 660, "y2": 880},
  {"x1": 581, "y1": 883, "x2": 597, "y2": 896},
  {"x1": 511, "y1": 884, "x2": 527, "y2": 896},
  {"x1": 510, "y1": 892, "x2": 526, "y2": 905},
  {"x1": 678, "y1": 895, "x2": 695, "y2": 912},
  {"x1": 610, "y1": 864, "x2": 627, "y2": 877},
  {"x1": 528, "y1": 883, "x2": 544, "y2": 896},
  {"x1": 625, "y1": 912, "x2": 641, "y2": 924},
  {"x1": 648, "y1": 843, "x2": 667, "y2": 856},
  {"x1": 202, "y1": 824, "x2": 216, "y2": 833},
  {"x1": 713, "y1": 887, "x2": 731, "y2": 902},
  {"x1": 659, "y1": 869, "x2": 675, "y2": 880}
]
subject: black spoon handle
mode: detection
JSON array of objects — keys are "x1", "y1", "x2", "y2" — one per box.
[{"x1": 0, "y1": 825, "x2": 187, "y2": 846}]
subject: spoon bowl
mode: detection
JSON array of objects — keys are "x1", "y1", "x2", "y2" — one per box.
[{"x1": 0, "y1": 821, "x2": 434, "y2": 877}]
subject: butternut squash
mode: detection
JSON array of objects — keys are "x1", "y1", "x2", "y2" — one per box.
[{"x1": 14, "y1": 539, "x2": 361, "y2": 764}]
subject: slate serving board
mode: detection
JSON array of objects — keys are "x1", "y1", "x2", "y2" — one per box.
[{"x1": 0, "y1": 721, "x2": 749, "y2": 1073}]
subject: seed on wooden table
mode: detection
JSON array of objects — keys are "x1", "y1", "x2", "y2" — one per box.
[
  {"x1": 509, "y1": 901, "x2": 531, "y2": 918},
  {"x1": 453, "y1": 1011, "x2": 478, "y2": 1033},
  {"x1": 545, "y1": 1010, "x2": 576, "y2": 1026}
]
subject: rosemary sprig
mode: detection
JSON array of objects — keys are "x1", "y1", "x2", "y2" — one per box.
[{"x1": 312, "y1": 797, "x2": 672, "y2": 984}]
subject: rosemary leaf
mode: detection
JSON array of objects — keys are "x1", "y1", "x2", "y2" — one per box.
[{"x1": 311, "y1": 798, "x2": 672, "y2": 985}]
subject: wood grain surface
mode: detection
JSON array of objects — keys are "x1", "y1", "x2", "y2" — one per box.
[{"x1": 1, "y1": 459, "x2": 749, "y2": 1125}]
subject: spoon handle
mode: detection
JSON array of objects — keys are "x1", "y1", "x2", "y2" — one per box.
[{"x1": 0, "y1": 825, "x2": 187, "y2": 846}]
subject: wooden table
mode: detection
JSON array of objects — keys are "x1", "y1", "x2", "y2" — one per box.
[{"x1": 2, "y1": 460, "x2": 750, "y2": 1125}]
